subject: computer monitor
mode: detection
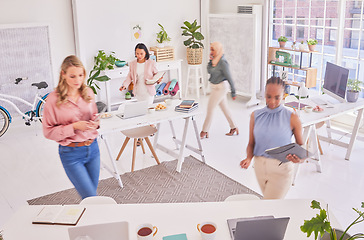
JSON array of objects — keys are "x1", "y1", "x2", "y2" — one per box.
[{"x1": 322, "y1": 62, "x2": 349, "y2": 103}]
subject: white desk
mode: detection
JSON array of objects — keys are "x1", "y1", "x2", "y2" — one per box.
[
  {"x1": 298, "y1": 99, "x2": 364, "y2": 173},
  {"x1": 2, "y1": 199, "x2": 340, "y2": 240},
  {"x1": 98, "y1": 99, "x2": 205, "y2": 188},
  {"x1": 103, "y1": 59, "x2": 183, "y2": 112}
]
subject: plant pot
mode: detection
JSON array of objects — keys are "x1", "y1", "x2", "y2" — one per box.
[
  {"x1": 279, "y1": 41, "x2": 286, "y2": 48},
  {"x1": 319, "y1": 229, "x2": 351, "y2": 240},
  {"x1": 186, "y1": 47, "x2": 203, "y2": 65},
  {"x1": 156, "y1": 42, "x2": 165, "y2": 48},
  {"x1": 308, "y1": 44, "x2": 316, "y2": 51},
  {"x1": 347, "y1": 90, "x2": 359, "y2": 102},
  {"x1": 299, "y1": 44, "x2": 306, "y2": 51}
]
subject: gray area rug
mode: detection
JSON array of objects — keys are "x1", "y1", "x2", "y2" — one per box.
[{"x1": 28, "y1": 156, "x2": 261, "y2": 205}]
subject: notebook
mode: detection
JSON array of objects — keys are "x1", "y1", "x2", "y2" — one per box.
[
  {"x1": 116, "y1": 101, "x2": 148, "y2": 119},
  {"x1": 285, "y1": 101, "x2": 308, "y2": 110},
  {"x1": 146, "y1": 71, "x2": 166, "y2": 85},
  {"x1": 229, "y1": 217, "x2": 290, "y2": 240}
]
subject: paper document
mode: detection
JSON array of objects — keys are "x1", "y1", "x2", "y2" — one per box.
[{"x1": 265, "y1": 143, "x2": 314, "y2": 163}]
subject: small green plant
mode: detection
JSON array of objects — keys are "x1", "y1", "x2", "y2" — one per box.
[
  {"x1": 347, "y1": 79, "x2": 363, "y2": 92},
  {"x1": 87, "y1": 50, "x2": 120, "y2": 94},
  {"x1": 307, "y1": 38, "x2": 318, "y2": 45},
  {"x1": 301, "y1": 41, "x2": 304, "y2": 44},
  {"x1": 181, "y1": 19, "x2": 204, "y2": 49},
  {"x1": 278, "y1": 36, "x2": 288, "y2": 42},
  {"x1": 156, "y1": 23, "x2": 171, "y2": 44},
  {"x1": 301, "y1": 200, "x2": 364, "y2": 240}
]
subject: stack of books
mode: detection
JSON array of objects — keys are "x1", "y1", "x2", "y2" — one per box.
[{"x1": 175, "y1": 100, "x2": 198, "y2": 113}]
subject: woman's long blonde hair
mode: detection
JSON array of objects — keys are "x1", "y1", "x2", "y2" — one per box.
[{"x1": 56, "y1": 55, "x2": 91, "y2": 105}]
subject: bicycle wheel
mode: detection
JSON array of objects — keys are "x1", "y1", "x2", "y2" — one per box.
[
  {"x1": 36, "y1": 94, "x2": 48, "y2": 121},
  {"x1": 0, "y1": 108, "x2": 10, "y2": 137}
]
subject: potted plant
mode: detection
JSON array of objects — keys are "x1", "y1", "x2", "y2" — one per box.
[
  {"x1": 347, "y1": 79, "x2": 363, "y2": 102},
  {"x1": 299, "y1": 40, "x2": 306, "y2": 51},
  {"x1": 278, "y1": 36, "x2": 288, "y2": 48},
  {"x1": 307, "y1": 39, "x2": 318, "y2": 51},
  {"x1": 301, "y1": 200, "x2": 364, "y2": 240},
  {"x1": 156, "y1": 23, "x2": 171, "y2": 48},
  {"x1": 87, "y1": 50, "x2": 120, "y2": 95},
  {"x1": 181, "y1": 19, "x2": 204, "y2": 65}
]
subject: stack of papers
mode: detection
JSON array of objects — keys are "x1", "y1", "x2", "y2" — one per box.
[{"x1": 146, "y1": 72, "x2": 165, "y2": 85}]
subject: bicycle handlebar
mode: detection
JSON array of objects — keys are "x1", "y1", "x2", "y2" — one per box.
[{"x1": 15, "y1": 77, "x2": 28, "y2": 84}]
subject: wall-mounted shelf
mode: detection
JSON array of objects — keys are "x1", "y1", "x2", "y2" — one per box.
[{"x1": 268, "y1": 47, "x2": 317, "y2": 88}]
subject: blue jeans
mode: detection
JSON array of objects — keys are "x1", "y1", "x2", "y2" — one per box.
[{"x1": 59, "y1": 139, "x2": 100, "y2": 199}]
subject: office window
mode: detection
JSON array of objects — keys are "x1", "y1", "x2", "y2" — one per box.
[{"x1": 269, "y1": 0, "x2": 343, "y2": 88}]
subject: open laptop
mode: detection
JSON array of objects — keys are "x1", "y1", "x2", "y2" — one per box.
[
  {"x1": 116, "y1": 101, "x2": 148, "y2": 119},
  {"x1": 228, "y1": 216, "x2": 290, "y2": 240}
]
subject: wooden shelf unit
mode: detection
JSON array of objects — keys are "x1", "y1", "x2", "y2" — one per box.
[{"x1": 268, "y1": 47, "x2": 317, "y2": 88}]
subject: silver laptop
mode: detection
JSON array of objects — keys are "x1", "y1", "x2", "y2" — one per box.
[
  {"x1": 116, "y1": 101, "x2": 148, "y2": 119},
  {"x1": 68, "y1": 221, "x2": 129, "y2": 240},
  {"x1": 228, "y1": 216, "x2": 290, "y2": 240}
]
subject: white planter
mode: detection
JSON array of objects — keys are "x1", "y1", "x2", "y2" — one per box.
[{"x1": 156, "y1": 42, "x2": 165, "y2": 48}]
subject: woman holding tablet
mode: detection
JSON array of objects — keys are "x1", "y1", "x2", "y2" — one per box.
[{"x1": 240, "y1": 77, "x2": 304, "y2": 199}]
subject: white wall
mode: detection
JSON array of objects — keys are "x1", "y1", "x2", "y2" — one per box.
[
  {"x1": 0, "y1": 0, "x2": 201, "y2": 86},
  {"x1": 0, "y1": 0, "x2": 75, "y2": 85}
]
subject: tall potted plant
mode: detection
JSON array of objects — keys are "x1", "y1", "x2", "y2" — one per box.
[
  {"x1": 347, "y1": 79, "x2": 363, "y2": 103},
  {"x1": 301, "y1": 200, "x2": 364, "y2": 240},
  {"x1": 87, "y1": 50, "x2": 120, "y2": 95},
  {"x1": 181, "y1": 19, "x2": 204, "y2": 65},
  {"x1": 156, "y1": 23, "x2": 171, "y2": 48}
]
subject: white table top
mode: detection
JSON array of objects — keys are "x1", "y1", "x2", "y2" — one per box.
[
  {"x1": 98, "y1": 99, "x2": 203, "y2": 135},
  {"x1": 2, "y1": 199, "x2": 340, "y2": 240},
  {"x1": 294, "y1": 98, "x2": 364, "y2": 127}
]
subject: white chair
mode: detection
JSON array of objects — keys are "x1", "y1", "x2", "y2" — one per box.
[
  {"x1": 116, "y1": 125, "x2": 160, "y2": 172},
  {"x1": 80, "y1": 196, "x2": 117, "y2": 205},
  {"x1": 224, "y1": 194, "x2": 261, "y2": 201}
]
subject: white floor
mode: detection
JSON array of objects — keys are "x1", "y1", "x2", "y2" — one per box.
[{"x1": 1, "y1": 93, "x2": 364, "y2": 234}]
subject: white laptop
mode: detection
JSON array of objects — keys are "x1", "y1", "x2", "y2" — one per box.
[
  {"x1": 116, "y1": 101, "x2": 148, "y2": 119},
  {"x1": 228, "y1": 216, "x2": 290, "y2": 240}
]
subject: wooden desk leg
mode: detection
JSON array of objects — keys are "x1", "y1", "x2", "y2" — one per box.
[
  {"x1": 100, "y1": 134, "x2": 123, "y2": 188},
  {"x1": 176, "y1": 117, "x2": 190, "y2": 172},
  {"x1": 169, "y1": 120, "x2": 179, "y2": 150},
  {"x1": 345, "y1": 108, "x2": 363, "y2": 160},
  {"x1": 192, "y1": 116, "x2": 206, "y2": 163}
]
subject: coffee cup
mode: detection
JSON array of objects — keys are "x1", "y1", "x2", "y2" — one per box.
[
  {"x1": 304, "y1": 106, "x2": 313, "y2": 113},
  {"x1": 148, "y1": 107, "x2": 155, "y2": 113},
  {"x1": 136, "y1": 223, "x2": 158, "y2": 240},
  {"x1": 197, "y1": 222, "x2": 217, "y2": 240}
]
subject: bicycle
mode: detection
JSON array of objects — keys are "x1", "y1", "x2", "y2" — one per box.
[{"x1": 0, "y1": 77, "x2": 49, "y2": 137}]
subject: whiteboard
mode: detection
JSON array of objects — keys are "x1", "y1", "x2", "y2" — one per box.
[
  {"x1": 209, "y1": 14, "x2": 261, "y2": 98},
  {"x1": 0, "y1": 24, "x2": 53, "y2": 115}
]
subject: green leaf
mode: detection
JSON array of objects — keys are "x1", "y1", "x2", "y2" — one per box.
[
  {"x1": 311, "y1": 200, "x2": 322, "y2": 210},
  {"x1": 95, "y1": 75, "x2": 110, "y2": 82},
  {"x1": 183, "y1": 21, "x2": 192, "y2": 29},
  {"x1": 191, "y1": 43, "x2": 200, "y2": 49},
  {"x1": 89, "y1": 70, "x2": 101, "y2": 80},
  {"x1": 191, "y1": 19, "x2": 197, "y2": 28},
  {"x1": 193, "y1": 32, "x2": 204, "y2": 41},
  {"x1": 300, "y1": 209, "x2": 332, "y2": 240},
  {"x1": 183, "y1": 38, "x2": 192, "y2": 47}
]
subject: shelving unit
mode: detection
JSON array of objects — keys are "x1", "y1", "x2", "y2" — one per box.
[
  {"x1": 100, "y1": 59, "x2": 183, "y2": 112},
  {"x1": 268, "y1": 47, "x2": 317, "y2": 88}
]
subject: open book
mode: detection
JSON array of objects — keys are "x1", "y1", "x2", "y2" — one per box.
[
  {"x1": 265, "y1": 143, "x2": 314, "y2": 163},
  {"x1": 32, "y1": 206, "x2": 86, "y2": 226},
  {"x1": 146, "y1": 71, "x2": 165, "y2": 85}
]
